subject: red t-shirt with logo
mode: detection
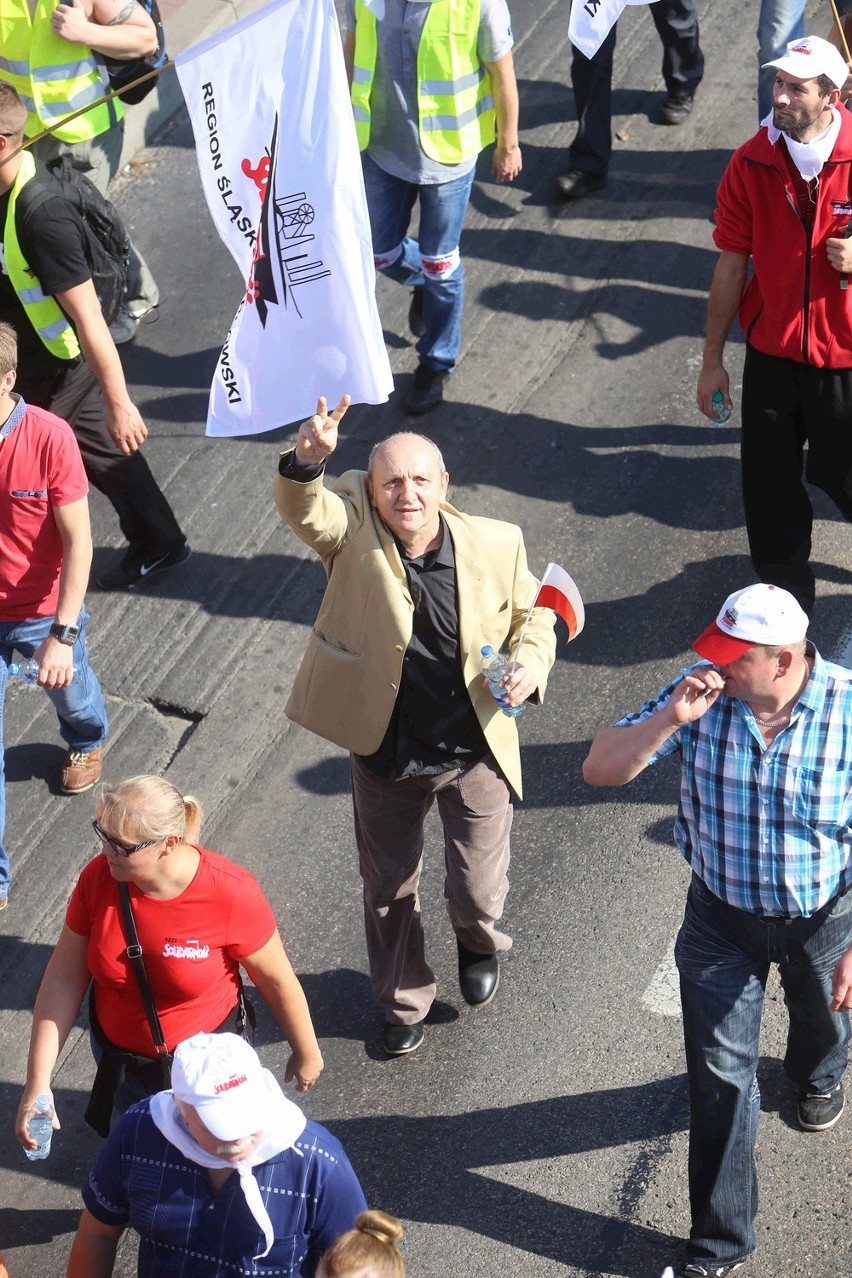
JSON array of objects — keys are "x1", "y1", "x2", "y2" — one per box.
[
  {"x1": 0, "y1": 399, "x2": 88, "y2": 621},
  {"x1": 66, "y1": 847, "x2": 277, "y2": 1054}
]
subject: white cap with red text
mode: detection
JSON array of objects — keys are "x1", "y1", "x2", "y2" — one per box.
[{"x1": 762, "y1": 36, "x2": 849, "y2": 91}]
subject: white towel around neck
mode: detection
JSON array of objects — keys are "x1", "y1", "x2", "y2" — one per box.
[
  {"x1": 149, "y1": 1069, "x2": 306, "y2": 1259},
  {"x1": 761, "y1": 106, "x2": 842, "y2": 180}
]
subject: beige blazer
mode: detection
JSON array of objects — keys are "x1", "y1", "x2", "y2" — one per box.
[{"x1": 275, "y1": 455, "x2": 556, "y2": 799}]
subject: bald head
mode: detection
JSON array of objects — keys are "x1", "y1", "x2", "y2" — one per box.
[
  {"x1": 368, "y1": 432, "x2": 446, "y2": 480},
  {"x1": 366, "y1": 432, "x2": 449, "y2": 556}
]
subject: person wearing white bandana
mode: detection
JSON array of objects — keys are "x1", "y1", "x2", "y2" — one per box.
[
  {"x1": 696, "y1": 35, "x2": 852, "y2": 618},
  {"x1": 66, "y1": 1033, "x2": 367, "y2": 1278}
]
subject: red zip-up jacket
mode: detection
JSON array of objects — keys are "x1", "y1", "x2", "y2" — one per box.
[{"x1": 713, "y1": 108, "x2": 852, "y2": 368}]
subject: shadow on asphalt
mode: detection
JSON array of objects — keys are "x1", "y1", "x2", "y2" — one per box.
[{"x1": 329, "y1": 1075, "x2": 689, "y2": 1275}]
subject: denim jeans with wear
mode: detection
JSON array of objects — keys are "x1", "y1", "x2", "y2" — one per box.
[
  {"x1": 0, "y1": 607, "x2": 108, "y2": 896},
  {"x1": 674, "y1": 873, "x2": 851, "y2": 1267},
  {"x1": 362, "y1": 153, "x2": 476, "y2": 375}
]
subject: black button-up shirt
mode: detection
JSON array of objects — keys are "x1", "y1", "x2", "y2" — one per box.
[
  {"x1": 278, "y1": 453, "x2": 487, "y2": 779},
  {"x1": 364, "y1": 518, "x2": 486, "y2": 779}
]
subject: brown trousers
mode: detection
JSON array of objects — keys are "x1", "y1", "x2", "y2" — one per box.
[{"x1": 350, "y1": 752, "x2": 513, "y2": 1024}]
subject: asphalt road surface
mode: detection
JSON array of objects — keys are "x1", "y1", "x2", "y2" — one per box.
[{"x1": 1, "y1": 1, "x2": 850, "y2": 1275}]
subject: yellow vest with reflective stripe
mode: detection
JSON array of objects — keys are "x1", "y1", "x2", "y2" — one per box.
[
  {"x1": 3, "y1": 152, "x2": 82, "y2": 359},
  {"x1": 0, "y1": 0, "x2": 121, "y2": 143},
  {"x1": 352, "y1": 0, "x2": 496, "y2": 166}
]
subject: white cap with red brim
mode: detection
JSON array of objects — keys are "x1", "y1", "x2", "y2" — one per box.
[{"x1": 692, "y1": 583, "x2": 808, "y2": 666}]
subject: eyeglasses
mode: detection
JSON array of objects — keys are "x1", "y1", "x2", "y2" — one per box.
[{"x1": 92, "y1": 819, "x2": 158, "y2": 858}]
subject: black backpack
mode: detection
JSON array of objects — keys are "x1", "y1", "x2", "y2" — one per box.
[
  {"x1": 103, "y1": 0, "x2": 167, "y2": 106},
  {"x1": 16, "y1": 157, "x2": 130, "y2": 326}
]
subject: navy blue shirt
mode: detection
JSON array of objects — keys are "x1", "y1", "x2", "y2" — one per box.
[{"x1": 82, "y1": 1101, "x2": 367, "y2": 1277}]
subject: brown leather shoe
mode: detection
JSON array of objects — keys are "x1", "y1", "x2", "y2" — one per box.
[{"x1": 61, "y1": 745, "x2": 103, "y2": 795}]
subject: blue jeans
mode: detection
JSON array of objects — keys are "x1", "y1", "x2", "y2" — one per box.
[
  {"x1": 674, "y1": 875, "x2": 852, "y2": 1266},
  {"x1": 0, "y1": 608, "x2": 108, "y2": 895},
  {"x1": 362, "y1": 153, "x2": 476, "y2": 374},
  {"x1": 757, "y1": 0, "x2": 804, "y2": 119}
]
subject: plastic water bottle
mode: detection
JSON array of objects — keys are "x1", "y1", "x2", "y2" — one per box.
[
  {"x1": 480, "y1": 646, "x2": 524, "y2": 718},
  {"x1": 25, "y1": 1094, "x2": 54, "y2": 1161},
  {"x1": 7, "y1": 659, "x2": 79, "y2": 685},
  {"x1": 711, "y1": 391, "x2": 732, "y2": 424}
]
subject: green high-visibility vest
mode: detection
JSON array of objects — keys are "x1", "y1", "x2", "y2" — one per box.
[
  {"x1": 351, "y1": 0, "x2": 496, "y2": 166},
  {"x1": 0, "y1": 0, "x2": 121, "y2": 143},
  {"x1": 3, "y1": 152, "x2": 82, "y2": 359}
]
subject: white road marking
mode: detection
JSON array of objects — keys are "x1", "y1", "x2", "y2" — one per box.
[{"x1": 641, "y1": 938, "x2": 681, "y2": 1017}]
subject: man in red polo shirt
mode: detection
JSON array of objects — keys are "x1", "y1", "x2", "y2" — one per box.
[
  {"x1": 697, "y1": 35, "x2": 852, "y2": 616},
  {"x1": 0, "y1": 320, "x2": 107, "y2": 908}
]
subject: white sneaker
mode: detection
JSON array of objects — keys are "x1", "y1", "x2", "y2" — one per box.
[{"x1": 125, "y1": 297, "x2": 159, "y2": 321}]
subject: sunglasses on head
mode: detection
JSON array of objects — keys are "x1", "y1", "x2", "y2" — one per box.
[{"x1": 92, "y1": 819, "x2": 157, "y2": 858}]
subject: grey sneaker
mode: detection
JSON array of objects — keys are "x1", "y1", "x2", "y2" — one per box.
[
  {"x1": 108, "y1": 307, "x2": 139, "y2": 345},
  {"x1": 797, "y1": 1082, "x2": 845, "y2": 1131}
]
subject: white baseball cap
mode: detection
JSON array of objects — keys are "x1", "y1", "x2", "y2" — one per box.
[
  {"x1": 171, "y1": 1033, "x2": 269, "y2": 1140},
  {"x1": 692, "y1": 583, "x2": 809, "y2": 665},
  {"x1": 762, "y1": 36, "x2": 849, "y2": 91}
]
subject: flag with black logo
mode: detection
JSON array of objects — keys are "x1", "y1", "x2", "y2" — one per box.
[{"x1": 175, "y1": 0, "x2": 392, "y2": 436}]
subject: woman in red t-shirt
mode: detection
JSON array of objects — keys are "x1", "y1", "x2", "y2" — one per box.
[{"x1": 15, "y1": 775, "x2": 324, "y2": 1150}]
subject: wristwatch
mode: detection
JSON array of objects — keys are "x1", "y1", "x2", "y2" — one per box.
[{"x1": 49, "y1": 621, "x2": 80, "y2": 647}]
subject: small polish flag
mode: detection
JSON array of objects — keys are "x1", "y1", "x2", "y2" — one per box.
[{"x1": 532, "y1": 563, "x2": 585, "y2": 641}]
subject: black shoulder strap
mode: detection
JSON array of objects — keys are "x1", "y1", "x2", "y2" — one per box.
[
  {"x1": 13, "y1": 164, "x2": 55, "y2": 226},
  {"x1": 117, "y1": 882, "x2": 170, "y2": 1058}
]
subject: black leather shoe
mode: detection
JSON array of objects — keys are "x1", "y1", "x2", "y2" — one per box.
[
  {"x1": 381, "y1": 1020, "x2": 425, "y2": 1056},
  {"x1": 408, "y1": 285, "x2": 426, "y2": 337},
  {"x1": 554, "y1": 169, "x2": 607, "y2": 201},
  {"x1": 403, "y1": 364, "x2": 447, "y2": 416},
  {"x1": 658, "y1": 93, "x2": 695, "y2": 126},
  {"x1": 457, "y1": 941, "x2": 500, "y2": 1007}
]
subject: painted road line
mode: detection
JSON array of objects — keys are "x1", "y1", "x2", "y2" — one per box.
[{"x1": 641, "y1": 938, "x2": 680, "y2": 1017}]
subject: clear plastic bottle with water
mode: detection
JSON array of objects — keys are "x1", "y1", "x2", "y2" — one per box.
[
  {"x1": 480, "y1": 646, "x2": 524, "y2": 718},
  {"x1": 7, "y1": 659, "x2": 79, "y2": 685},
  {"x1": 711, "y1": 391, "x2": 732, "y2": 424},
  {"x1": 25, "y1": 1094, "x2": 54, "y2": 1161}
]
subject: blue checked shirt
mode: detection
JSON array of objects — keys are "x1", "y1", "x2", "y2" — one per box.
[{"x1": 616, "y1": 646, "x2": 852, "y2": 917}]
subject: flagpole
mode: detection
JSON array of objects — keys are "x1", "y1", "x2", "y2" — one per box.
[
  {"x1": 510, "y1": 597, "x2": 538, "y2": 672},
  {"x1": 0, "y1": 62, "x2": 174, "y2": 171},
  {"x1": 829, "y1": 0, "x2": 852, "y2": 62}
]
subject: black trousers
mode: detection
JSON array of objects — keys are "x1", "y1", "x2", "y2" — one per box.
[
  {"x1": 17, "y1": 360, "x2": 184, "y2": 563},
  {"x1": 741, "y1": 344, "x2": 852, "y2": 614},
  {"x1": 569, "y1": 0, "x2": 704, "y2": 175}
]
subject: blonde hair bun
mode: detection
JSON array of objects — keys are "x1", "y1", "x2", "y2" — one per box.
[{"x1": 356, "y1": 1211, "x2": 404, "y2": 1247}]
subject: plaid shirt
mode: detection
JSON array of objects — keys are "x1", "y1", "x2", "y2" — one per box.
[{"x1": 616, "y1": 646, "x2": 852, "y2": 917}]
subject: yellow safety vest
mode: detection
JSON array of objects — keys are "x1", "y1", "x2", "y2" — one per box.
[
  {"x1": 351, "y1": 0, "x2": 496, "y2": 166},
  {"x1": 0, "y1": 0, "x2": 121, "y2": 143},
  {"x1": 3, "y1": 151, "x2": 81, "y2": 359}
]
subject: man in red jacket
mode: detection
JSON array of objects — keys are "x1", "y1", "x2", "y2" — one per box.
[{"x1": 697, "y1": 35, "x2": 852, "y2": 615}]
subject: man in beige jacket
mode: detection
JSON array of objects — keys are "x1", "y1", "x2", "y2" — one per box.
[{"x1": 275, "y1": 395, "x2": 556, "y2": 1056}]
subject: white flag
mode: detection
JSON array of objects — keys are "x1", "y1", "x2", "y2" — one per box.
[
  {"x1": 569, "y1": 0, "x2": 653, "y2": 60},
  {"x1": 175, "y1": 0, "x2": 393, "y2": 436}
]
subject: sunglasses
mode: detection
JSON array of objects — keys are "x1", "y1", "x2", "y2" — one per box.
[{"x1": 92, "y1": 819, "x2": 158, "y2": 858}]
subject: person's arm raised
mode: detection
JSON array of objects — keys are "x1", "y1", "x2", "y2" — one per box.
[
  {"x1": 583, "y1": 666, "x2": 725, "y2": 786},
  {"x1": 294, "y1": 394, "x2": 351, "y2": 465}
]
